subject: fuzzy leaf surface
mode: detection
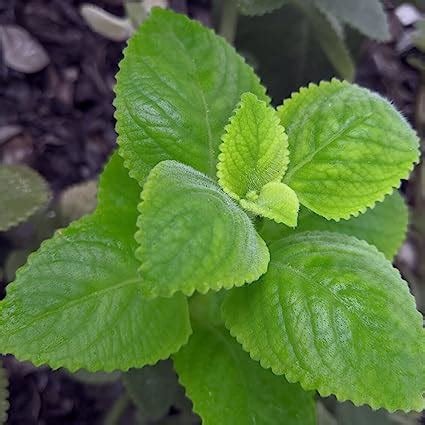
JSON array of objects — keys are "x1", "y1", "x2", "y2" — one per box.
[
  {"x1": 278, "y1": 80, "x2": 419, "y2": 220},
  {"x1": 312, "y1": 0, "x2": 390, "y2": 41},
  {"x1": 173, "y1": 323, "x2": 316, "y2": 425},
  {"x1": 259, "y1": 191, "x2": 408, "y2": 259},
  {"x1": 223, "y1": 232, "x2": 425, "y2": 411},
  {"x1": 0, "y1": 165, "x2": 49, "y2": 231},
  {"x1": 217, "y1": 92, "x2": 289, "y2": 200},
  {"x1": 240, "y1": 182, "x2": 299, "y2": 227},
  {"x1": 136, "y1": 160, "x2": 269, "y2": 297},
  {"x1": 0, "y1": 153, "x2": 191, "y2": 371},
  {"x1": 115, "y1": 8, "x2": 267, "y2": 182}
]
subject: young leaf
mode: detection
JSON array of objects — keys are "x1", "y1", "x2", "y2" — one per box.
[
  {"x1": 173, "y1": 323, "x2": 316, "y2": 425},
  {"x1": 223, "y1": 232, "x2": 425, "y2": 411},
  {"x1": 259, "y1": 191, "x2": 408, "y2": 260},
  {"x1": 217, "y1": 92, "x2": 289, "y2": 200},
  {"x1": 0, "y1": 153, "x2": 191, "y2": 371},
  {"x1": 237, "y1": 0, "x2": 288, "y2": 16},
  {"x1": 312, "y1": 0, "x2": 390, "y2": 41},
  {"x1": 114, "y1": 8, "x2": 268, "y2": 182},
  {"x1": 0, "y1": 165, "x2": 49, "y2": 231},
  {"x1": 240, "y1": 181, "x2": 299, "y2": 227},
  {"x1": 278, "y1": 80, "x2": 419, "y2": 220},
  {"x1": 136, "y1": 160, "x2": 269, "y2": 297}
]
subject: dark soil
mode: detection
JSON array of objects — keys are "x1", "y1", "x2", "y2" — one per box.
[{"x1": 0, "y1": 0, "x2": 423, "y2": 423}]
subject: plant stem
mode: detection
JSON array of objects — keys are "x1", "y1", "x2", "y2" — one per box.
[
  {"x1": 219, "y1": 1, "x2": 238, "y2": 44},
  {"x1": 104, "y1": 393, "x2": 130, "y2": 425}
]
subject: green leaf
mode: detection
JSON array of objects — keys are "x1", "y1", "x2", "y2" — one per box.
[
  {"x1": 173, "y1": 323, "x2": 316, "y2": 425},
  {"x1": 312, "y1": 0, "x2": 390, "y2": 41},
  {"x1": 278, "y1": 80, "x2": 419, "y2": 220},
  {"x1": 259, "y1": 191, "x2": 408, "y2": 259},
  {"x1": 122, "y1": 360, "x2": 180, "y2": 421},
  {"x1": 0, "y1": 153, "x2": 191, "y2": 371},
  {"x1": 217, "y1": 92, "x2": 289, "y2": 200},
  {"x1": 240, "y1": 182, "x2": 299, "y2": 227},
  {"x1": 223, "y1": 232, "x2": 425, "y2": 411},
  {"x1": 235, "y1": 3, "x2": 354, "y2": 104},
  {"x1": 136, "y1": 160, "x2": 269, "y2": 297},
  {"x1": 300, "y1": 4, "x2": 354, "y2": 82},
  {"x1": 0, "y1": 165, "x2": 49, "y2": 231},
  {"x1": 0, "y1": 363, "x2": 8, "y2": 425},
  {"x1": 237, "y1": 0, "x2": 288, "y2": 16},
  {"x1": 114, "y1": 8, "x2": 267, "y2": 182}
]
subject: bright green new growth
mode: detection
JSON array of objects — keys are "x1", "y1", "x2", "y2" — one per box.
[
  {"x1": 259, "y1": 191, "x2": 408, "y2": 260},
  {"x1": 223, "y1": 232, "x2": 425, "y2": 412},
  {"x1": 173, "y1": 322, "x2": 316, "y2": 425},
  {"x1": 240, "y1": 181, "x2": 299, "y2": 227},
  {"x1": 136, "y1": 160, "x2": 269, "y2": 297},
  {"x1": 0, "y1": 8, "x2": 423, "y2": 423},
  {"x1": 279, "y1": 80, "x2": 419, "y2": 220},
  {"x1": 217, "y1": 92, "x2": 298, "y2": 226},
  {"x1": 217, "y1": 92, "x2": 289, "y2": 200},
  {"x1": 0, "y1": 165, "x2": 50, "y2": 231}
]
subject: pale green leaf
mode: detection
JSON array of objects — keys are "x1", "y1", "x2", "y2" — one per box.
[
  {"x1": 0, "y1": 153, "x2": 191, "y2": 371},
  {"x1": 115, "y1": 8, "x2": 268, "y2": 182},
  {"x1": 136, "y1": 160, "x2": 269, "y2": 297},
  {"x1": 0, "y1": 165, "x2": 49, "y2": 231},
  {"x1": 236, "y1": 3, "x2": 354, "y2": 104},
  {"x1": 300, "y1": 4, "x2": 354, "y2": 82},
  {"x1": 173, "y1": 323, "x2": 316, "y2": 425},
  {"x1": 312, "y1": 0, "x2": 390, "y2": 41},
  {"x1": 223, "y1": 232, "x2": 425, "y2": 411},
  {"x1": 237, "y1": 0, "x2": 288, "y2": 16},
  {"x1": 217, "y1": 92, "x2": 289, "y2": 200},
  {"x1": 259, "y1": 191, "x2": 408, "y2": 259},
  {"x1": 278, "y1": 80, "x2": 419, "y2": 220},
  {"x1": 240, "y1": 182, "x2": 299, "y2": 227},
  {"x1": 123, "y1": 360, "x2": 180, "y2": 421}
]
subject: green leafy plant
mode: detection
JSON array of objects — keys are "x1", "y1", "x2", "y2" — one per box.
[{"x1": 0, "y1": 9, "x2": 423, "y2": 423}]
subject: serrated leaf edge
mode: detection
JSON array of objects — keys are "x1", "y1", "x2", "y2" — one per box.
[
  {"x1": 223, "y1": 231, "x2": 425, "y2": 412},
  {"x1": 278, "y1": 79, "x2": 420, "y2": 222},
  {"x1": 113, "y1": 8, "x2": 270, "y2": 186},
  {"x1": 0, "y1": 215, "x2": 193, "y2": 372},
  {"x1": 135, "y1": 160, "x2": 270, "y2": 298},
  {"x1": 217, "y1": 92, "x2": 289, "y2": 201}
]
